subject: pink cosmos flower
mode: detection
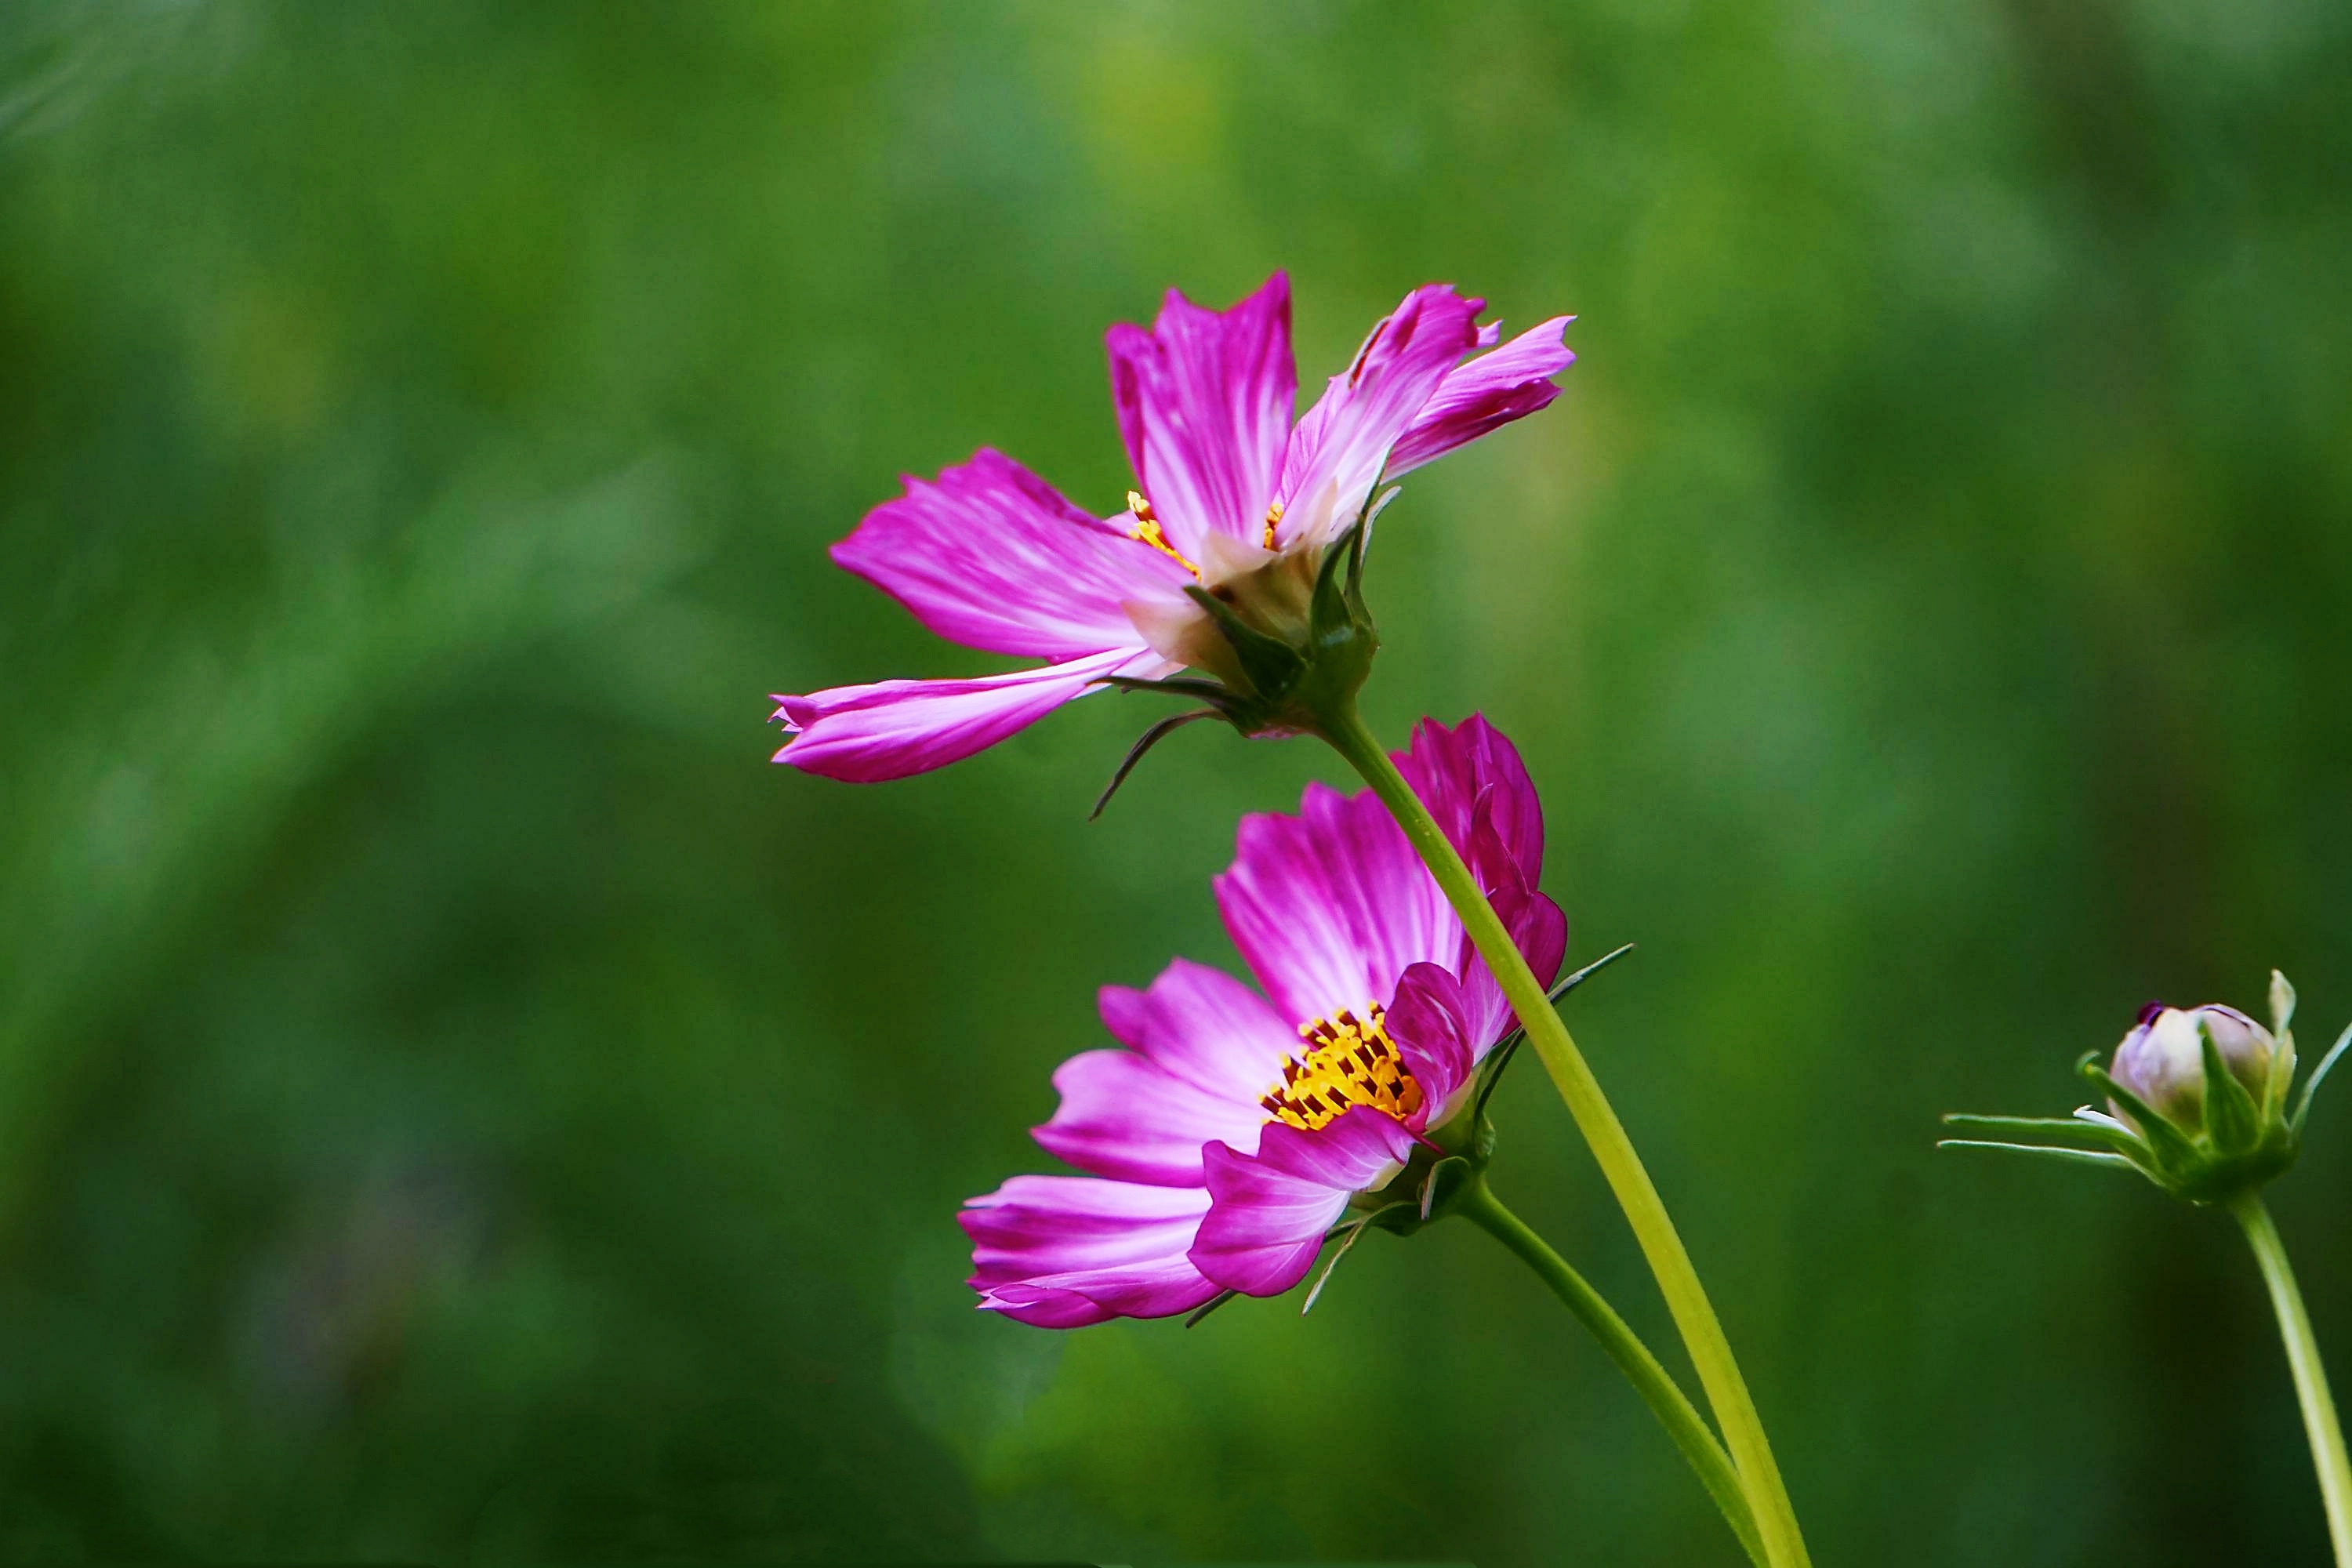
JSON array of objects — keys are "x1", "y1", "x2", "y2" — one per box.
[
  {"x1": 772, "y1": 274, "x2": 1573, "y2": 782},
  {"x1": 960, "y1": 715, "x2": 1568, "y2": 1326}
]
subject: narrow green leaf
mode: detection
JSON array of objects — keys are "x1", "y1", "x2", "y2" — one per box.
[
  {"x1": 2293, "y1": 1018, "x2": 2352, "y2": 1133},
  {"x1": 1184, "y1": 1288, "x2": 1243, "y2": 1328},
  {"x1": 1936, "y1": 1139, "x2": 2137, "y2": 1172},
  {"x1": 1090, "y1": 709, "x2": 1221, "y2": 821},
  {"x1": 1301, "y1": 1218, "x2": 1370, "y2": 1315},
  {"x1": 1099, "y1": 673, "x2": 1242, "y2": 705},
  {"x1": 2270, "y1": 969, "x2": 2298, "y2": 1036},
  {"x1": 2201, "y1": 1022, "x2": 2263, "y2": 1156},
  {"x1": 1940, "y1": 1113, "x2": 2143, "y2": 1156},
  {"x1": 1470, "y1": 944, "x2": 1637, "y2": 1124}
]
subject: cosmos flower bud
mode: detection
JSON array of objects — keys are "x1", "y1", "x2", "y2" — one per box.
[
  {"x1": 1942, "y1": 971, "x2": 2352, "y2": 1206},
  {"x1": 2110, "y1": 1003, "x2": 2276, "y2": 1132}
]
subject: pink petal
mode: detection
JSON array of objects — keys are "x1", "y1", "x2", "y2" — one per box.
[
  {"x1": 1189, "y1": 1109, "x2": 1417, "y2": 1296},
  {"x1": 962, "y1": 1175, "x2": 1218, "y2": 1328},
  {"x1": 1106, "y1": 272, "x2": 1296, "y2": 559},
  {"x1": 1446, "y1": 877, "x2": 1570, "y2": 1075},
  {"x1": 1385, "y1": 960, "x2": 1477, "y2": 1124},
  {"x1": 1385, "y1": 317, "x2": 1576, "y2": 477},
  {"x1": 1215, "y1": 779, "x2": 1454, "y2": 1030},
  {"x1": 770, "y1": 645, "x2": 1164, "y2": 782},
  {"x1": 1031, "y1": 1047, "x2": 1266, "y2": 1187},
  {"x1": 1396, "y1": 714, "x2": 1548, "y2": 891},
  {"x1": 1273, "y1": 284, "x2": 1484, "y2": 550},
  {"x1": 830, "y1": 448, "x2": 1192, "y2": 660},
  {"x1": 1105, "y1": 957, "x2": 1298, "y2": 1101}
]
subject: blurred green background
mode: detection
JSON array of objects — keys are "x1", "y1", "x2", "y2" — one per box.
[{"x1": 3, "y1": 1, "x2": 2349, "y2": 1562}]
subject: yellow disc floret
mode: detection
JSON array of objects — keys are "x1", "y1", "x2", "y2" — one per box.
[{"x1": 1258, "y1": 1003, "x2": 1423, "y2": 1133}]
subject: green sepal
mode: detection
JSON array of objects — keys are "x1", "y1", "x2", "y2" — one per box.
[
  {"x1": 1301, "y1": 1215, "x2": 1372, "y2": 1315},
  {"x1": 1099, "y1": 673, "x2": 1248, "y2": 709},
  {"x1": 1468, "y1": 943, "x2": 1635, "y2": 1127},
  {"x1": 1091, "y1": 708, "x2": 1221, "y2": 821},
  {"x1": 1936, "y1": 1139, "x2": 2137, "y2": 1173},
  {"x1": 2294, "y1": 1018, "x2": 2352, "y2": 1134},
  {"x1": 1307, "y1": 517, "x2": 1364, "y2": 647},
  {"x1": 1184, "y1": 1288, "x2": 1243, "y2": 1328},
  {"x1": 1940, "y1": 1112, "x2": 2147, "y2": 1159},
  {"x1": 2263, "y1": 1019, "x2": 2299, "y2": 1127},
  {"x1": 1184, "y1": 583, "x2": 1306, "y2": 699},
  {"x1": 2200, "y1": 1022, "x2": 2263, "y2": 1156},
  {"x1": 2270, "y1": 969, "x2": 2299, "y2": 1036},
  {"x1": 2078, "y1": 1054, "x2": 2205, "y2": 1177},
  {"x1": 1342, "y1": 503, "x2": 1371, "y2": 620},
  {"x1": 1417, "y1": 1155, "x2": 1476, "y2": 1222}
]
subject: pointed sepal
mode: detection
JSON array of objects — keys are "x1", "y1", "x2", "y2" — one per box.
[{"x1": 1091, "y1": 708, "x2": 1221, "y2": 821}]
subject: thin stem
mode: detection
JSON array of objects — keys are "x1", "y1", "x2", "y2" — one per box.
[
  {"x1": 2230, "y1": 1193, "x2": 2352, "y2": 1565},
  {"x1": 1456, "y1": 1177, "x2": 1766, "y2": 1567},
  {"x1": 1319, "y1": 702, "x2": 1810, "y2": 1568}
]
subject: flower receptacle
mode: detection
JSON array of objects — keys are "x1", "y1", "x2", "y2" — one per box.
[{"x1": 1092, "y1": 517, "x2": 1381, "y2": 817}]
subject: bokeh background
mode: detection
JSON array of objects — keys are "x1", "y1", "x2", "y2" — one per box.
[{"x1": 4, "y1": 1, "x2": 2350, "y2": 1562}]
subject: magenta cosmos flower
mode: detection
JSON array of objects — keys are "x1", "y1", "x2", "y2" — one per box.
[
  {"x1": 960, "y1": 715, "x2": 1567, "y2": 1326},
  {"x1": 771, "y1": 274, "x2": 1573, "y2": 782}
]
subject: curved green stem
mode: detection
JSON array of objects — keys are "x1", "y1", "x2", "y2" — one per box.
[
  {"x1": 2230, "y1": 1194, "x2": 2352, "y2": 1564},
  {"x1": 1455, "y1": 1177, "x2": 1766, "y2": 1566},
  {"x1": 1319, "y1": 701, "x2": 1810, "y2": 1568}
]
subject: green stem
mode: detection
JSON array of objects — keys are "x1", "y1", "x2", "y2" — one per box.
[
  {"x1": 1456, "y1": 1177, "x2": 1766, "y2": 1566},
  {"x1": 2230, "y1": 1193, "x2": 2352, "y2": 1565},
  {"x1": 1319, "y1": 702, "x2": 1811, "y2": 1568}
]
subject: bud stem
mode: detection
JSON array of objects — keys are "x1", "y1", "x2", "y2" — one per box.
[
  {"x1": 1454, "y1": 1176, "x2": 1766, "y2": 1567},
  {"x1": 2230, "y1": 1193, "x2": 2352, "y2": 1565},
  {"x1": 1316, "y1": 700, "x2": 1812, "y2": 1568}
]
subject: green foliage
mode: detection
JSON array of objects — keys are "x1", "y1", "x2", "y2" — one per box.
[{"x1": 2, "y1": 1, "x2": 2350, "y2": 1563}]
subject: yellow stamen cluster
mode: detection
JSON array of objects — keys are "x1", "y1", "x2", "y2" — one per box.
[
  {"x1": 1259, "y1": 1004, "x2": 1422, "y2": 1133},
  {"x1": 1127, "y1": 490, "x2": 1200, "y2": 579},
  {"x1": 1261, "y1": 499, "x2": 1283, "y2": 550}
]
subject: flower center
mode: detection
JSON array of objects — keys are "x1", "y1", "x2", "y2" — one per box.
[
  {"x1": 1258, "y1": 1003, "x2": 1422, "y2": 1132},
  {"x1": 1127, "y1": 491, "x2": 1200, "y2": 579}
]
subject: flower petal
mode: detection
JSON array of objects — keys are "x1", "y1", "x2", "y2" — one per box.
[
  {"x1": 1385, "y1": 317, "x2": 1576, "y2": 477},
  {"x1": 1189, "y1": 1109, "x2": 1418, "y2": 1296},
  {"x1": 1273, "y1": 284, "x2": 1484, "y2": 550},
  {"x1": 1215, "y1": 779, "x2": 1453, "y2": 1029},
  {"x1": 832, "y1": 448, "x2": 1192, "y2": 659},
  {"x1": 1106, "y1": 272, "x2": 1296, "y2": 558},
  {"x1": 1447, "y1": 875, "x2": 1570, "y2": 1070},
  {"x1": 771, "y1": 644, "x2": 1164, "y2": 782},
  {"x1": 962, "y1": 1175, "x2": 1218, "y2": 1328},
  {"x1": 1031, "y1": 1047, "x2": 1267, "y2": 1186},
  {"x1": 1113, "y1": 956, "x2": 1298, "y2": 1100},
  {"x1": 1397, "y1": 714, "x2": 1548, "y2": 891},
  {"x1": 1036, "y1": 960, "x2": 1301, "y2": 1185},
  {"x1": 1385, "y1": 960, "x2": 1478, "y2": 1125}
]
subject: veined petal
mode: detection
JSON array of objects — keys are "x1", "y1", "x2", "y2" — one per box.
[
  {"x1": 962, "y1": 1176, "x2": 1218, "y2": 1328},
  {"x1": 1385, "y1": 960, "x2": 1478, "y2": 1125},
  {"x1": 1216, "y1": 779, "x2": 1454, "y2": 1030},
  {"x1": 1396, "y1": 714, "x2": 1548, "y2": 891},
  {"x1": 832, "y1": 448, "x2": 1192, "y2": 659},
  {"x1": 1189, "y1": 1109, "x2": 1417, "y2": 1296},
  {"x1": 1032, "y1": 1047, "x2": 1266, "y2": 1186},
  {"x1": 1103, "y1": 957, "x2": 1298, "y2": 1102},
  {"x1": 771, "y1": 645, "x2": 1165, "y2": 782},
  {"x1": 1449, "y1": 877, "x2": 1570, "y2": 1066},
  {"x1": 1106, "y1": 272, "x2": 1296, "y2": 558},
  {"x1": 1272, "y1": 284, "x2": 1484, "y2": 550},
  {"x1": 1385, "y1": 317, "x2": 1575, "y2": 477}
]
